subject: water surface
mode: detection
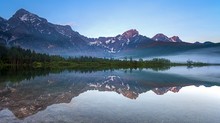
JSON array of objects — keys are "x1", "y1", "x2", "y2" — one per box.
[{"x1": 0, "y1": 66, "x2": 220, "y2": 123}]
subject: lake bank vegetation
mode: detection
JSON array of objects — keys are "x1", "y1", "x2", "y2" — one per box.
[{"x1": 0, "y1": 46, "x2": 219, "y2": 70}]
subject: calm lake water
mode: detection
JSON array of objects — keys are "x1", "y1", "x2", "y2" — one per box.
[{"x1": 0, "y1": 66, "x2": 220, "y2": 123}]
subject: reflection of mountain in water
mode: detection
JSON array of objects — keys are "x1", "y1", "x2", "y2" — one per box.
[
  {"x1": 87, "y1": 76, "x2": 183, "y2": 99},
  {"x1": 152, "y1": 87, "x2": 182, "y2": 95},
  {"x1": 0, "y1": 69, "x2": 219, "y2": 119}
]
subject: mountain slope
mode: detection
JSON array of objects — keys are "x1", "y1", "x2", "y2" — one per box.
[
  {"x1": 0, "y1": 8, "x2": 219, "y2": 58},
  {"x1": 89, "y1": 29, "x2": 154, "y2": 53},
  {"x1": 0, "y1": 9, "x2": 103, "y2": 55}
]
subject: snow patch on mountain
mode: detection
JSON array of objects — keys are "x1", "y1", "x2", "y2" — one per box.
[
  {"x1": 20, "y1": 14, "x2": 28, "y2": 21},
  {"x1": 105, "y1": 39, "x2": 111, "y2": 44},
  {"x1": 108, "y1": 76, "x2": 117, "y2": 81},
  {"x1": 108, "y1": 48, "x2": 116, "y2": 53},
  {"x1": 89, "y1": 41, "x2": 102, "y2": 46},
  {"x1": 19, "y1": 13, "x2": 42, "y2": 24}
]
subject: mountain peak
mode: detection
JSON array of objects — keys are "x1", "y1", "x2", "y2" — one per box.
[
  {"x1": 122, "y1": 29, "x2": 139, "y2": 39},
  {"x1": 154, "y1": 33, "x2": 167, "y2": 37},
  {"x1": 170, "y1": 36, "x2": 182, "y2": 42},
  {"x1": 152, "y1": 33, "x2": 170, "y2": 42},
  {"x1": 152, "y1": 34, "x2": 183, "y2": 42},
  {"x1": 12, "y1": 8, "x2": 33, "y2": 20},
  {"x1": 10, "y1": 8, "x2": 47, "y2": 24},
  {"x1": 14, "y1": 8, "x2": 31, "y2": 17}
]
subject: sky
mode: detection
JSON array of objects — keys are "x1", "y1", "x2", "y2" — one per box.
[{"x1": 0, "y1": 0, "x2": 220, "y2": 43}]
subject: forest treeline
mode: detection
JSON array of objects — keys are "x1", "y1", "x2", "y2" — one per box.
[{"x1": 0, "y1": 45, "x2": 211, "y2": 69}]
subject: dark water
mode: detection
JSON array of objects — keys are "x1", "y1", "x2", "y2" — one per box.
[{"x1": 0, "y1": 66, "x2": 220, "y2": 123}]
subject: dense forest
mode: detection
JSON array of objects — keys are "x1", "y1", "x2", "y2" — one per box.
[
  {"x1": 0, "y1": 45, "x2": 62, "y2": 65},
  {"x1": 0, "y1": 45, "x2": 213, "y2": 70}
]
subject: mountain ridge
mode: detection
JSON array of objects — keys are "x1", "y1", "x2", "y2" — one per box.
[
  {"x1": 0, "y1": 8, "x2": 219, "y2": 57},
  {"x1": 152, "y1": 33, "x2": 183, "y2": 42}
]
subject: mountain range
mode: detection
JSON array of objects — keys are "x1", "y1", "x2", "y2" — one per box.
[{"x1": 0, "y1": 8, "x2": 220, "y2": 58}]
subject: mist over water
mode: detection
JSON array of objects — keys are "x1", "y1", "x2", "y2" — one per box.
[
  {"x1": 153, "y1": 54, "x2": 220, "y2": 63},
  {"x1": 146, "y1": 47, "x2": 220, "y2": 63}
]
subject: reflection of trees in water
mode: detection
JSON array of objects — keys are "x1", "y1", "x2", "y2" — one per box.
[
  {"x1": 0, "y1": 66, "x2": 56, "y2": 83},
  {"x1": 151, "y1": 66, "x2": 171, "y2": 71},
  {"x1": 0, "y1": 66, "x2": 171, "y2": 84}
]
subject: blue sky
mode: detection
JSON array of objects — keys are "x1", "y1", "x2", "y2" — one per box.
[{"x1": 0, "y1": 0, "x2": 220, "y2": 42}]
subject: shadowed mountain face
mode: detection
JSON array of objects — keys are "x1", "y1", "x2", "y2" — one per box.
[
  {"x1": 0, "y1": 9, "x2": 220, "y2": 57},
  {"x1": 0, "y1": 9, "x2": 103, "y2": 56},
  {"x1": 0, "y1": 67, "x2": 220, "y2": 119}
]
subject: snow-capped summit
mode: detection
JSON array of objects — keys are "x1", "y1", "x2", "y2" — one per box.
[
  {"x1": 122, "y1": 29, "x2": 139, "y2": 39},
  {"x1": 170, "y1": 36, "x2": 182, "y2": 42},
  {"x1": 7, "y1": 8, "x2": 80, "y2": 37},
  {"x1": 152, "y1": 33, "x2": 170, "y2": 42},
  {"x1": 88, "y1": 29, "x2": 153, "y2": 53},
  {"x1": 14, "y1": 8, "x2": 31, "y2": 15},
  {"x1": 10, "y1": 8, "x2": 47, "y2": 24},
  {"x1": 152, "y1": 33, "x2": 182, "y2": 42}
]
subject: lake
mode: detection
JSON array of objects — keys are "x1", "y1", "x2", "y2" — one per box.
[{"x1": 0, "y1": 66, "x2": 220, "y2": 123}]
